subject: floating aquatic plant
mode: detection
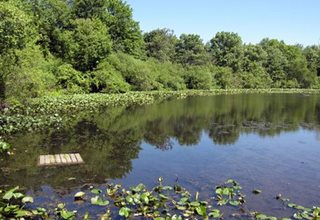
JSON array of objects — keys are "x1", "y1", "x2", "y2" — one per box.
[{"x1": 1, "y1": 178, "x2": 319, "y2": 219}]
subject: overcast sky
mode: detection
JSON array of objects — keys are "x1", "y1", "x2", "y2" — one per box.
[{"x1": 126, "y1": 0, "x2": 320, "y2": 46}]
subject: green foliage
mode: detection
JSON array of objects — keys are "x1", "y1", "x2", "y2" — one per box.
[
  {"x1": 58, "y1": 18, "x2": 112, "y2": 72},
  {"x1": 0, "y1": 0, "x2": 319, "y2": 103},
  {"x1": 285, "y1": 45, "x2": 314, "y2": 88},
  {"x1": 211, "y1": 66, "x2": 235, "y2": 89},
  {"x1": 209, "y1": 32, "x2": 243, "y2": 72},
  {"x1": 238, "y1": 63, "x2": 272, "y2": 89},
  {"x1": 1, "y1": 179, "x2": 318, "y2": 219},
  {"x1": 175, "y1": 34, "x2": 209, "y2": 65},
  {"x1": 215, "y1": 179, "x2": 245, "y2": 206},
  {"x1": 4, "y1": 45, "x2": 56, "y2": 102},
  {"x1": 303, "y1": 45, "x2": 320, "y2": 76},
  {"x1": 90, "y1": 59, "x2": 130, "y2": 93},
  {"x1": 148, "y1": 61, "x2": 186, "y2": 91},
  {"x1": 0, "y1": 2, "x2": 34, "y2": 54},
  {"x1": 0, "y1": 1, "x2": 36, "y2": 100},
  {"x1": 28, "y1": 0, "x2": 70, "y2": 55},
  {"x1": 144, "y1": 28, "x2": 177, "y2": 62},
  {"x1": 183, "y1": 66, "x2": 213, "y2": 89},
  {"x1": 104, "y1": 0, "x2": 145, "y2": 57},
  {"x1": 0, "y1": 186, "x2": 48, "y2": 219},
  {"x1": 71, "y1": 0, "x2": 108, "y2": 19},
  {"x1": 55, "y1": 203, "x2": 75, "y2": 219},
  {"x1": 259, "y1": 38, "x2": 314, "y2": 88},
  {"x1": 53, "y1": 63, "x2": 89, "y2": 94},
  {"x1": 260, "y1": 39, "x2": 288, "y2": 86},
  {"x1": 106, "y1": 53, "x2": 162, "y2": 91},
  {"x1": 242, "y1": 44, "x2": 268, "y2": 70}
]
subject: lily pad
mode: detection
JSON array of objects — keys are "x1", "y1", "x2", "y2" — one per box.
[
  {"x1": 74, "y1": 192, "x2": 85, "y2": 200},
  {"x1": 90, "y1": 189, "x2": 102, "y2": 195},
  {"x1": 119, "y1": 207, "x2": 131, "y2": 218},
  {"x1": 22, "y1": 196, "x2": 34, "y2": 204},
  {"x1": 91, "y1": 196, "x2": 109, "y2": 206}
]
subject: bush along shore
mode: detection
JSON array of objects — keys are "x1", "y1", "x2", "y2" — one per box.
[
  {"x1": 1, "y1": 89, "x2": 320, "y2": 136},
  {"x1": 0, "y1": 178, "x2": 319, "y2": 219}
]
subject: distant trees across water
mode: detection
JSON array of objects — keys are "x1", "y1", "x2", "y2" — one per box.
[{"x1": 1, "y1": 0, "x2": 320, "y2": 102}]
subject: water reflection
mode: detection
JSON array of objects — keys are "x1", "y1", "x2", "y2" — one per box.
[{"x1": 1, "y1": 94, "x2": 320, "y2": 190}]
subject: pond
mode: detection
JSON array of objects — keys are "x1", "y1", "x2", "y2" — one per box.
[{"x1": 1, "y1": 93, "x2": 320, "y2": 218}]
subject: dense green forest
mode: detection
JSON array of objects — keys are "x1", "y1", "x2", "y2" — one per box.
[{"x1": 1, "y1": 0, "x2": 320, "y2": 103}]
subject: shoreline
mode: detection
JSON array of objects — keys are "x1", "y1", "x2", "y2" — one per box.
[{"x1": 1, "y1": 89, "x2": 320, "y2": 136}]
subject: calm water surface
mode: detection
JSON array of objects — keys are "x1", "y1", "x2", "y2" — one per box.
[{"x1": 1, "y1": 94, "x2": 320, "y2": 218}]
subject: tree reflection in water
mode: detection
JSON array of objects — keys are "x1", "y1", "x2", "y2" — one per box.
[{"x1": 1, "y1": 93, "x2": 320, "y2": 190}]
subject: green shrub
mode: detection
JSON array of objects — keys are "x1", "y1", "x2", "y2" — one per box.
[
  {"x1": 283, "y1": 79, "x2": 300, "y2": 88},
  {"x1": 183, "y1": 66, "x2": 212, "y2": 90},
  {"x1": 90, "y1": 60, "x2": 130, "y2": 93},
  {"x1": 146, "y1": 59, "x2": 186, "y2": 91},
  {"x1": 238, "y1": 64, "x2": 272, "y2": 88},
  {"x1": 106, "y1": 53, "x2": 162, "y2": 91},
  {"x1": 53, "y1": 63, "x2": 89, "y2": 94},
  {"x1": 5, "y1": 45, "x2": 56, "y2": 103},
  {"x1": 211, "y1": 66, "x2": 234, "y2": 89}
]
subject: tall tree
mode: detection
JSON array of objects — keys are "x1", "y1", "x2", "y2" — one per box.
[
  {"x1": 28, "y1": 0, "x2": 70, "y2": 56},
  {"x1": 71, "y1": 0, "x2": 108, "y2": 19},
  {"x1": 104, "y1": 0, "x2": 144, "y2": 57},
  {"x1": 242, "y1": 44, "x2": 267, "y2": 70},
  {"x1": 175, "y1": 34, "x2": 208, "y2": 65},
  {"x1": 260, "y1": 39, "x2": 313, "y2": 88},
  {"x1": 0, "y1": 1, "x2": 35, "y2": 99},
  {"x1": 285, "y1": 45, "x2": 313, "y2": 88},
  {"x1": 58, "y1": 18, "x2": 112, "y2": 72},
  {"x1": 209, "y1": 32, "x2": 243, "y2": 72},
  {"x1": 259, "y1": 39, "x2": 288, "y2": 86},
  {"x1": 71, "y1": 0, "x2": 145, "y2": 58},
  {"x1": 144, "y1": 28, "x2": 177, "y2": 62},
  {"x1": 304, "y1": 45, "x2": 320, "y2": 77}
]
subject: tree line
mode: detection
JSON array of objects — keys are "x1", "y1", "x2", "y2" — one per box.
[{"x1": 1, "y1": 0, "x2": 320, "y2": 102}]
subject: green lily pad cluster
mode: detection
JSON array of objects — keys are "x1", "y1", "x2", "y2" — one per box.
[
  {"x1": 214, "y1": 179, "x2": 245, "y2": 206},
  {"x1": 251, "y1": 212, "x2": 279, "y2": 220},
  {"x1": 0, "y1": 186, "x2": 48, "y2": 219},
  {"x1": 278, "y1": 196, "x2": 320, "y2": 220},
  {"x1": 55, "y1": 203, "x2": 76, "y2": 220},
  {"x1": 1, "y1": 178, "x2": 320, "y2": 219},
  {"x1": 99, "y1": 178, "x2": 224, "y2": 220}
]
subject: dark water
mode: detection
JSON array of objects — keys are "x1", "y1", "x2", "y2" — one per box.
[{"x1": 1, "y1": 94, "x2": 320, "y2": 218}]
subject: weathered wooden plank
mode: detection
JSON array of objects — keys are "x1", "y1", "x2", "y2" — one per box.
[
  {"x1": 55, "y1": 154, "x2": 61, "y2": 164},
  {"x1": 39, "y1": 155, "x2": 45, "y2": 165},
  {"x1": 44, "y1": 155, "x2": 50, "y2": 165},
  {"x1": 64, "y1": 154, "x2": 72, "y2": 163},
  {"x1": 49, "y1": 155, "x2": 56, "y2": 164},
  {"x1": 70, "y1": 154, "x2": 77, "y2": 163},
  {"x1": 60, "y1": 154, "x2": 67, "y2": 164},
  {"x1": 38, "y1": 153, "x2": 84, "y2": 166},
  {"x1": 75, "y1": 153, "x2": 84, "y2": 163}
]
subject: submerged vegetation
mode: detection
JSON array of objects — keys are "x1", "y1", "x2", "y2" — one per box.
[{"x1": 0, "y1": 178, "x2": 319, "y2": 219}]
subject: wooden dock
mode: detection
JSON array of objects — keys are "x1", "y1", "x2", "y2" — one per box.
[{"x1": 38, "y1": 153, "x2": 84, "y2": 166}]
